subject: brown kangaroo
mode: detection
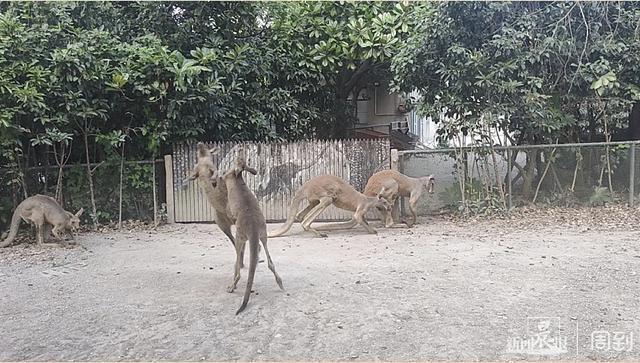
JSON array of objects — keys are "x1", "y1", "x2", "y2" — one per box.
[
  {"x1": 267, "y1": 175, "x2": 391, "y2": 238},
  {"x1": 220, "y1": 150, "x2": 284, "y2": 315},
  {"x1": 364, "y1": 170, "x2": 435, "y2": 227},
  {"x1": 183, "y1": 142, "x2": 249, "y2": 267},
  {"x1": 1, "y1": 195, "x2": 83, "y2": 247}
]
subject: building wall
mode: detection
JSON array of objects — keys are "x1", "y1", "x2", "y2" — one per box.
[
  {"x1": 353, "y1": 83, "x2": 509, "y2": 149},
  {"x1": 354, "y1": 80, "x2": 407, "y2": 127},
  {"x1": 409, "y1": 113, "x2": 510, "y2": 149}
]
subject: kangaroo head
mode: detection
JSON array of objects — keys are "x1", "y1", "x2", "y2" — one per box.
[
  {"x1": 210, "y1": 169, "x2": 220, "y2": 187},
  {"x1": 422, "y1": 175, "x2": 435, "y2": 194},
  {"x1": 232, "y1": 148, "x2": 257, "y2": 177},
  {"x1": 371, "y1": 190, "x2": 391, "y2": 211},
  {"x1": 194, "y1": 142, "x2": 221, "y2": 181},
  {"x1": 67, "y1": 208, "x2": 83, "y2": 230},
  {"x1": 196, "y1": 142, "x2": 219, "y2": 158}
]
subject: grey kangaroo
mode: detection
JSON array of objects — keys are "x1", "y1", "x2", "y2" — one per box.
[
  {"x1": 183, "y1": 142, "x2": 249, "y2": 267},
  {"x1": 218, "y1": 150, "x2": 284, "y2": 314},
  {"x1": 1, "y1": 194, "x2": 83, "y2": 247}
]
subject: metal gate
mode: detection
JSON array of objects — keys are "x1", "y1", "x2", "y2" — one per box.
[{"x1": 166, "y1": 139, "x2": 390, "y2": 223}]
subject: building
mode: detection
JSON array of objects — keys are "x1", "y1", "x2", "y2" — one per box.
[
  {"x1": 348, "y1": 80, "x2": 421, "y2": 150},
  {"x1": 349, "y1": 80, "x2": 512, "y2": 150}
]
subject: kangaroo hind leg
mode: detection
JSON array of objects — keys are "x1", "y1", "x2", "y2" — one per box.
[
  {"x1": 260, "y1": 235, "x2": 284, "y2": 291},
  {"x1": 227, "y1": 234, "x2": 247, "y2": 293},
  {"x1": 300, "y1": 197, "x2": 333, "y2": 237}
]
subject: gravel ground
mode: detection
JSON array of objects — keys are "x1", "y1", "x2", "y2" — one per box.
[{"x1": 1, "y1": 211, "x2": 639, "y2": 361}]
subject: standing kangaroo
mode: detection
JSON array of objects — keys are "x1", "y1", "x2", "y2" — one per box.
[
  {"x1": 183, "y1": 142, "x2": 249, "y2": 267},
  {"x1": 183, "y1": 142, "x2": 235, "y2": 245},
  {"x1": 1, "y1": 194, "x2": 83, "y2": 247},
  {"x1": 364, "y1": 170, "x2": 435, "y2": 227},
  {"x1": 220, "y1": 150, "x2": 284, "y2": 315}
]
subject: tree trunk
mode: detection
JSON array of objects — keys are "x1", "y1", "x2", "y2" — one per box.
[
  {"x1": 118, "y1": 141, "x2": 125, "y2": 230},
  {"x1": 588, "y1": 105, "x2": 597, "y2": 142},
  {"x1": 55, "y1": 164, "x2": 64, "y2": 205},
  {"x1": 84, "y1": 130, "x2": 98, "y2": 230},
  {"x1": 43, "y1": 145, "x2": 50, "y2": 194},
  {"x1": 152, "y1": 152, "x2": 158, "y2": 227},
  {"x1": 628, "y1": 102, "x2": 640, "y2": 140},
  {"x1": 14, "y1": 150, "x2": 29, "y2": 200},
  {"x1": 54, "y1": 142, "x2": 66, "y2": 206},
  {"x1": 532, "y1": 148, "x2": 556, "y2": 204},
  {"x1": 521, "y1": 149, "x2": 538, "y2": 199}
]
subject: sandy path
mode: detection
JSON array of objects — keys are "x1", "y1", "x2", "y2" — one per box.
[{"x1": 0, "y1": 217, "x2": 639, "y2": 361}]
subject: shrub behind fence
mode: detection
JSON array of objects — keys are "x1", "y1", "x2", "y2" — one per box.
[
  {"x1": 0, "y1": 160, "x2": 165, "y2": 230},
  {"x1": 399, "y1": 141, "x2": 640, "y2": 215}
]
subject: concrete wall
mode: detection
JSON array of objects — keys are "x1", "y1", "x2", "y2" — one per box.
[{"x1": 398, "y1": 150, "x2": 526, "y2": 215}]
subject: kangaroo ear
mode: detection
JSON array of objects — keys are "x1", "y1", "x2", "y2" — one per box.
[
  {"x1": 209, "y1": 147, "x2": 220, "y2": 155},
  {"x1": 426, "y1": 175, "x2": 435, "y2": 193},
  {"x1": 244, "y1": 166, "x2": 258, "y2": 175},
  {"x1": 75, "y1": 208, "x2": 84, "y2": 217}
]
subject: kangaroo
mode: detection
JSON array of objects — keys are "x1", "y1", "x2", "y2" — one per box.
[
  {"x1": 1, "y1": 194, "x2": 83, "y2": 247},
  {"x1": 220, "y1": 150, "x2": 284, "y2": 315},
  {"x1": 182, "y1": 142, "x2": 248, "y2": 267},
  {"x1": 363, "y1": 170, "x2": 435, "y2": 227},
  {"x1": 267, "y1": 175, "x2": 391, "y2": 238}
]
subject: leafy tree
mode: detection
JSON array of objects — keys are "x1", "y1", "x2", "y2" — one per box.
[
  {"x1": 270, "y1": 1, "x2": 414, "y2": 136},
  {"x1": 392, "y1": 2, "x2": 640, "y2": 198},
  {"x1": 3, "y1": 1, "x2": 416, "y2": 226}
]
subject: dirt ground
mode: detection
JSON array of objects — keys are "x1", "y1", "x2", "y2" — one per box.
[{"x1": 1, "y1": 207, "x2": 639, "y2": 361}]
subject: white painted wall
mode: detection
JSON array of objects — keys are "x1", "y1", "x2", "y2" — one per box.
[{"x1": 408, "y1": 111, "x2": 511, "y2": 149}]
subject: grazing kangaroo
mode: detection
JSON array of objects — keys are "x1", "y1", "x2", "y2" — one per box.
[
  {"x1": 183, "y1": 142, "x2": 251, "y2": 267},
  {"x1": 364, "y1": 170, "x2": 435, "y2": 227},
  {"x1": 268, "y1": 175, "x2": 391, "y2": 238},
  {"x1": 1, "y1": 195, "x2": 83, "y2": 247},
  {"x1": 220, "y1": 150, "x2": 284, "y2": 315}
]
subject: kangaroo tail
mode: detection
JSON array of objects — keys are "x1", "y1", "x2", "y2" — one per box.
[
  {"x1": 236, "y1": 233, "x2": 260, "y2": 315},
  {"x1": 1, "y1": 206, "x2": 23, "y2": 248},
  {"x1": 267, "y1": 188, "x2": 305, "y2": 238}
]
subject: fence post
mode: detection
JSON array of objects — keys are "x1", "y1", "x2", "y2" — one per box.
[
  {"x1": 507, "y1": 148, "x2": 513, "y2": 211},
  {"x1": 164, "y1": 155, "x2": 175, "y2": 224},
  {"x1": 395, "y1": 149, "x2": 406, "y2": 217},
  {"x1": 390, "y1": 148, "x2": 399, "y2": 171},
  {"x1": 630, "y1": 145, "x2": 635, "y2": 207}
]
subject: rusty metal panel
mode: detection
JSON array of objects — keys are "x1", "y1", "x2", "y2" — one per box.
[{"x1": 171, "y1": 139, "x2": 390, "y2": 223}]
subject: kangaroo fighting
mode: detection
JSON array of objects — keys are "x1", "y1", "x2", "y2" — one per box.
[
  {"x1": 268, "y1": 175, "x2": 391, "y2": 238},
  {"x1": 183, "y1": 142, "x2": 249, "y2": 266},
  {"x1": 364, "y1": 170, "x2": 435, "y2": 227},
  {"x1": 220, "y1": 149, "x2": 284, "y2": 314}
]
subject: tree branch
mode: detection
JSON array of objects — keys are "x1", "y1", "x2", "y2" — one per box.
[{"x1": 341, "y1": 59, "x2": 372, "y2": 98}]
